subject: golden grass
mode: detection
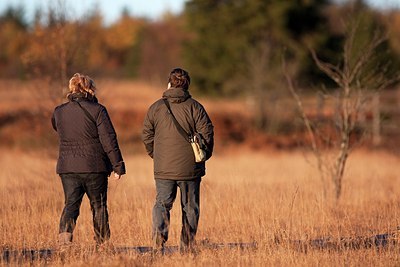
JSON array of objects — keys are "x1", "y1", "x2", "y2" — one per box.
[
  {"x1": 1, "y1": 79, "x2": 400, "y2": 265},
  {"x1": 1, "y1": 149, "x2": 400, "y2": 266}
]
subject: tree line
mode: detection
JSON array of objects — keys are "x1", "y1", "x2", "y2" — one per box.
[{"x1": 0, "y1": 0, "x2": 400, "y2": 95}]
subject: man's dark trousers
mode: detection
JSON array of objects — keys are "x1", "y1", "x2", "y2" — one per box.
[
  {"x1": 59, "y1": 173, "x2": 110, "y2": 244},
  {"x1": 152, "y1": 177, "x2": 201, "y2": 250}
]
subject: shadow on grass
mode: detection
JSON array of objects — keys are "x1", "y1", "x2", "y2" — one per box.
[
  {"x1": 6, "y1": 230, "x2": 398, "y2": 264},
  {"x1": 276, "y1": 229, "x2": 400, "y2": 253},
  {"x1": 1, "y1": 242, "x2": 258, "y2": 264}
]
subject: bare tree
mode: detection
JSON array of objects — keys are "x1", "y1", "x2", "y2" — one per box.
[
  {"x1": 22, "y1": 1, "x2": 86, "y2": 113},
  {"x1": 247, "y1": 39, "x2": 287, "y2": 133},
  {"x1": 247, "y1": 42, "x2": 270, "y2": 130},
  {"x1": 285, "y1": 20, "x2": 399, "y2": 200}
]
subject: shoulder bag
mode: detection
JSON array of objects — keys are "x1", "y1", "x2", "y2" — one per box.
[{"x1": 163, "y1": 99, "x2": 206, "y2": 163}]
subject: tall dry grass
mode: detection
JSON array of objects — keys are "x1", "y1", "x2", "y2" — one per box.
[
  {"x1": 1, "y1": 79, "x2": 400, "y2": 265},
  {"x1": 1, "y1": 149, "x2": 400, "y2": 266}
]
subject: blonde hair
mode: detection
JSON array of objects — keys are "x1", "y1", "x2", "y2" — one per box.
[{"x1": 67, "y1": 73, "x2": 96, "y2": 98}]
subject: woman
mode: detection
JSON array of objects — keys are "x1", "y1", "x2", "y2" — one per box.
[{"x1": 52, "y1": 73, "x2": 125, "y2": 246}]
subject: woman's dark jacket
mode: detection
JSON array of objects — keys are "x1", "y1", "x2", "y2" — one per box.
[
  {"x1": 142, "y1": 87, "x2": 214, "y2": 180},
  {"x1": 51, "y1": 94, "x2": 125, "y2": 175}
]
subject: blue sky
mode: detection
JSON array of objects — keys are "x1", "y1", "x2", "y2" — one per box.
[
  {"x1": 344, "y1": 0, "x2": 400, "y2": 9},
  {"x1": 0, "y1": 0, "x2": 398, "y2": 25},
  {"x1": 0, "y1": 0, "x2": 187, "y2": 24}
]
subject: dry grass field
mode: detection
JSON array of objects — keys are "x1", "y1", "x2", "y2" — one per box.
[
  {"x1": 1, "y1": 150, "x2": 400, "y2": 266},
  {"x1": 1, "y1": 80, "x2": 400, "y2": 266}
]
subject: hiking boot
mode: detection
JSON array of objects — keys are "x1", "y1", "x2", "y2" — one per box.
[
  {"x1": 152, "y1": 238, "x2": 165, "y2": 256},
  {"x1": 179, "y1": 243, "x2": 198, "y2": 255},
  {"x1": 58, "y1": 232, "x2": 73, "y2": 251},
  {"x1": 96, "y1": 240, "x2": 116, "y2": 254}
]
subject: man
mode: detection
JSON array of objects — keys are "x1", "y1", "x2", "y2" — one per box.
[{"x1": 142, "y1": 68, "x2": 214, "y2": 253}]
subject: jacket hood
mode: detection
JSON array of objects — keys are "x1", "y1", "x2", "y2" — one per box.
[
  {"x1": 68, "y1": 92, "x2": 98, "y2": 103},
  {"x1": 162, "y1": 88, "x2": 191, "y2": 103}
]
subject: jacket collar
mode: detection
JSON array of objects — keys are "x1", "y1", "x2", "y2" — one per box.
[
  {"x1": 68, "y1": 93, "x2": 98, "y2": 103},
  {"x1": 162, "y1": 87, "x2": 191, "y2": 103}
]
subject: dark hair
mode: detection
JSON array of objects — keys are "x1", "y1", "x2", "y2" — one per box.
[{"x1": 168, "y1": 68, "x2": 190, "y2": 90}]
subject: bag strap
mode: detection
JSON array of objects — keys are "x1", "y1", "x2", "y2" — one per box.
[
  {"x1": 163, "y1": 99, "x2": 191, "y2": 142},
  {"x1": 75, "y1": 101, "x2": 97, "y2": 125}
]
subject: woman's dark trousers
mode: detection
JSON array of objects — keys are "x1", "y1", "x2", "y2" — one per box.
[
  {"x1": 59, "y1": 173, "x2": 110, "y2": 244},
  {"x1": 152, "y1": 177, "x2": 201, "y2": 251}
]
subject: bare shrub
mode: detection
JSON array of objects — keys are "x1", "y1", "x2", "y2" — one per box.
[{"x1": 284, "y1": 19, "x2": 400, "y2": 200}]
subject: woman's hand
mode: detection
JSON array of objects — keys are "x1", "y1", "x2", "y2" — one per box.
[{"x1": 113, "y1": 173, "x2": 122, "y2": 180}]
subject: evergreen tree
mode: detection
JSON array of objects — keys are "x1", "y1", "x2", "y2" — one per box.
[{"x1": 183, "y1": 0, "x2": 332, "y2": 95}]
